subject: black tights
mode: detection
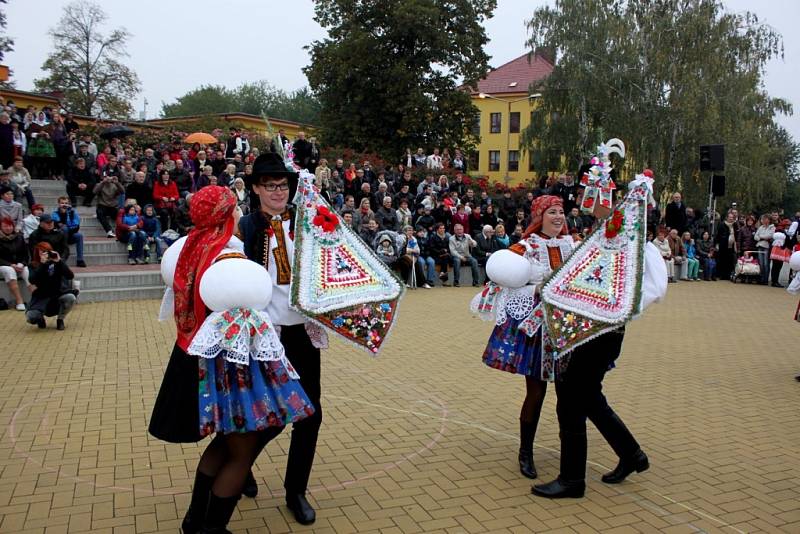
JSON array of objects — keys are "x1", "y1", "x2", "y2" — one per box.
[
  {"x1": 196, "y1": 432, "x2": 262, "y2": 498},
  {"x1": 520, "y1": 376, "x2": 547, "y2": 424}
]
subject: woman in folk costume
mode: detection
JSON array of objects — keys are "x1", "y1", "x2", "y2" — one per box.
[
  {"x1": 472, "y1": 195, "x2": 575, "y2": 479},
  {"x1": 148, "y1": 185, "x2": 314, "y2": 534},
  {"x1": 787, "y1": 251, "x2": 800, "y2": 381}
]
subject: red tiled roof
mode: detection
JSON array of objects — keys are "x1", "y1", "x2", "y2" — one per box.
[{"x1": 472, "y1": 52, "x2": 554, "y2": 95}]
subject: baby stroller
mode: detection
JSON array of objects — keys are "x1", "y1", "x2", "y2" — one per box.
[{"x1": 732, "y1": 252, "x2": 760, "y2": 283}]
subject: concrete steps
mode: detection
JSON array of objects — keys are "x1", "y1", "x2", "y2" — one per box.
[{"x1": 4, "y1": 180, "x2": 167, "y2": 304}]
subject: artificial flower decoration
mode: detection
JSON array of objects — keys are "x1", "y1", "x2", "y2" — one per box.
[
  {"x1": 312, "y1": 206, "x2": 339, "y2": 233},
  {"x1": 604, "y1": 208, "x2": 625, "y2": 238}
]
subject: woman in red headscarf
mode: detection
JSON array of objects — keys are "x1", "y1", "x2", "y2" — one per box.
[
  {"x1": 148, "y1": 185, "x2": 314, "y2": 534},
  {"x1": 471, "y1": 195, "x2": 574, "y2": 480}
]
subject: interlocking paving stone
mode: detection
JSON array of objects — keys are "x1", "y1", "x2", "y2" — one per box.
[{"x1": 1, "y1": 280, "x2": 799, "y2": 532}]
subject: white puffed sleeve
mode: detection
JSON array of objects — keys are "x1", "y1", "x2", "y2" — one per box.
[
  {"x1": 640, "y1": 241, "x2": 668, "y2": 311},
  {"x1": 160, "y1": 236, "x2": 188, "y2": 287},
  {"x1": 199, "y1": 257, "x2": 273, "y2": 311},
  {"x1": 486, "y1": 249, "x2": 532, "y2": 289}
]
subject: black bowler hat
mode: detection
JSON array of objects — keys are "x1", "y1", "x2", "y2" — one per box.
[{"x1": 248, "y1": 152, "x2": 298, "y2": 189}]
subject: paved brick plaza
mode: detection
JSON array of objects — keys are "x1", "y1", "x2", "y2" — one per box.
[{"x1": 1, "y1": 282, "x2": 799, "y2": 533}]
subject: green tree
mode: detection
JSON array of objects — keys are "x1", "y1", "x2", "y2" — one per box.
[
  {"x1": 34, "y1": 0, "x2": 140, "y2": 118},
  {"x1": 161, "y1": 82, "x2": 321, "y2": 124},
  {"x1": 0, "y1": 0, "x2": 15, "y2": 88},
  {"x1": 161, "y1": 85, "x2": 237, "y2": 117},
  {"x1": 304, "y1": 0, "x2": 496, "y2": 158},
  {"x1": 523, "y1": 0, "x2": 795, "y2": 212}
]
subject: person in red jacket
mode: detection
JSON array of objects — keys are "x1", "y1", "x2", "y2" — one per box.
[{"x1": 153, "y1": 169, "x2": 179, "y2": 231}]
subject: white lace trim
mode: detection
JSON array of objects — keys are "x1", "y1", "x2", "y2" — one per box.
[{"x1": 187, "y1": 309, "x2": 298, "y2": 378}]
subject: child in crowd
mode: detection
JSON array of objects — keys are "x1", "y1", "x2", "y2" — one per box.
[
  {"x1": 682, "y1": 231, "x2": 700, "y2": 280},
  {"x1": 697, "y1": 230, "x2": 717, "y2": 281},
  {"x1": 141, "y1": 204, "x2": 163, "y2": 263}
]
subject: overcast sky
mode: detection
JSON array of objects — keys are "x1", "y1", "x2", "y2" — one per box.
[{"x1": 4, "y1": 0, "x2": 798, "y2": 141}]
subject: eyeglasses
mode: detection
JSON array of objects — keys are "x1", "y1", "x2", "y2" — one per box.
[{"x1": 262, "y1": 183, "x2": 290, "y2": 192}]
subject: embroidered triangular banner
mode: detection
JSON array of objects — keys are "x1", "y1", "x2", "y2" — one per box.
[{"x1": 290, "y1": 173, "x2": 404, "y2": 353}]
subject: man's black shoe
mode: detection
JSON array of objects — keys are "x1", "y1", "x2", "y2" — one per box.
[
  {"x1": 532, "y1": 478, "x2": 585, "y2": 498},
  {"x1": 601, "y1": 449, "x2": 649, "y2": 484},
  {"x1": 286, "y1": 493, "x2": 316, "y2": 525},
  {"x1": 56, "y1": 319, "x2": 65, "y2": 331},
  {"x1": 453, "y1": 282, "x2": 460, "y2": 287},
  {"x1": 36, "y1": 317, "x2": 46, "y2": 329},
  {"x1": 76, "y1": 259, "x2": 87, "y2": 267},
  {"x1": 242, "y1": 470, "x2": 258, "y2": 498},
  {"x1": 772, "y1": 282, "x2": 785, "y2": 288}
]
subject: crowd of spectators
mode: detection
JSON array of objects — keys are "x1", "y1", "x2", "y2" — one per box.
[{"x1": 1, "y1": 99, "x2": 798, "y2": 302}]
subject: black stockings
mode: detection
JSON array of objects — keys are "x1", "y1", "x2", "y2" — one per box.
[
  {"x1": 520, "y1": 376, "x2": 547, "y2": 424},
  {"x1": 197, "y1": 432, "x2": 262, "y2": 498}
]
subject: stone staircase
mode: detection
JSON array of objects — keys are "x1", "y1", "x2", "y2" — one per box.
[{"x1": 0, "y1": 179, "x2": 166, "y2": 304}]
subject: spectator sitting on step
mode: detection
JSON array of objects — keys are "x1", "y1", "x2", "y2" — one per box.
[
  {"x1": 116, "y1": 202, "x2": 146, "y2": 265},
  {"x1": 92, "y1": 172, "x2": 124, "y2": 238},
  {"x1": 126, "y1": 171, "x2": 153, "y2": 208},
  {"x1": 194, "y1": 165, "x2": 216, "y2": 190},
  {"x1": 668, "y1": 228, "x2": 687, "y2": 280},
  {"x1": 474, "y1": 224, "x2": 495, "y2": 274},
  {"x1": 26, "y1": 242, "x2": 77, "y2": 331},
  {"x1": 0, "y1": 167, "x2": 23, "y2": 204},
  {"x1": 173, "y1": 193, "x2": 194, "y2": 236},
  {"x1": 141, "y1": 204, "x2": 163, "y2": 263},
  {"x1": 22, "y1": 204, "x2": 43, "y2": 240},
  {"x1": 653, "y1": 228, "x2": 675, "y2": 283},
  {"x1": 0, "y1": 216, "x2": 30, "y2": 310},
  {"x1": 402, "y1": 225, "x2": 430, "y2": 288},
  {"x1": 231, "y1": 177, "x2": 250, "y2": 215},
  {"x1": 153, "y1": 169, "x2": 179, "y2": 232},
  {"x1": 414, "y1": 226, "x2": 437, "y2": 287},
  {"x1": 448, "y1": 222, "x2": 480, "y2": 287},
  {"x1": 0, "y1": 184, "x2": 23, "y2": 233},
  {"x1": 682, "y1": 231, "x2": 700, "y2": 281},
  {"x1": 697, "y1": 230, "x2": 717, "y2": 281},
  {"x1": 52, "y1": 196, "x2": 86, "y2": 267},
  {"x1": 67, "y1": 157, "x2": 96, "y2": 206},
  {"x1": 9, "y1": 157, "x2": 34, "y2": 209},
  {"x1": 493, "y1": 223, "x2": 511, "y2": 251},
  {"x1": 359, "y1": 218, "x2": 379, "y2": 247}
]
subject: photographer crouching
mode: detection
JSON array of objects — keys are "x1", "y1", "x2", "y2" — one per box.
[{"x1": 25, "y1": 242, "x2": 77, "y2": 330}]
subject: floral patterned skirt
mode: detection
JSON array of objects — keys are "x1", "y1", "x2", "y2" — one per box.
[
  {"x1": 197, "y1": 352, "x2": 315, "y2": 437},
  {"x1": 482, "y1": 316, "x2": 543, "y2": 377}
]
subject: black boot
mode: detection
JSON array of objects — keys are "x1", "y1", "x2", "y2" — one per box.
[
  {"x1": 199, "y1": 493, "x2": 239, "y2": 534},
  {"x1": 601, "y1": 449, "x2": 649, "y2": 484},
  {"x1": 182, "y1": 471, "x2": 214, "y2": 534},
  {"x1": 518, "y1": 421, "x2": 537, "y2": 479},
  {"x1": 286, "y1": 493, "x2": 316, "y2": 525},
  {"x1": 242, "y1": 470, "x2": 258, "y2": 498},
  {"x1": 532, "y1": 477, "x2": 585, "y2": 498}
]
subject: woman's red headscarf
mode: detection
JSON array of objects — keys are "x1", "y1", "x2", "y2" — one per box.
[
  {"x1": 173, "y1": 186, "x2": 238, "y2": 350},
  {"x1": 523, "y1": 195, "x2": 567, "y2": 238}
]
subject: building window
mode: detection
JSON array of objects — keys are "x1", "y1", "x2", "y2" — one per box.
[
  {"x1": 471, "y1": 112, "x2": 481, "y2": 137},
  {"x1": 489, "y1": 150, "x2": 500, "y2": 171},
  {"x1": 468, "y1": 151, "x2": 479, "y2": 172},
  {"x1": 508, "y1": 150, "x2": 519, "y2": 172},
  {"x1": 490, "y1": 112, "x2": 501, "y2": 133},
  {"x1": 510, "y1": 112, "x2": 520, "y2": 133}
]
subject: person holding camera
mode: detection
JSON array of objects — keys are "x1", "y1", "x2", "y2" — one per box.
[{"x1": 26, "y1": 242, "x2": 77, "y2": 330}]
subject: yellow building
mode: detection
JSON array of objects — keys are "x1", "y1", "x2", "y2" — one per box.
[
  {"x1": 469, "y1": 52, "x2": 553, "y2": 185},
  {"x1": 147, "y1": 112, "x2": 315, "y2": 142},
  {"x1": 0, "y1": 87, "x2": 61, "y2": 113}
]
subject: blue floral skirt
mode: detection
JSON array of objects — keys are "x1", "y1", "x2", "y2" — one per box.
[
  {"x1": 198, "y1": 353, "x2": 315, "y2": 437},
  {"x1": 482, "y1": 316, "x2": 543, "y2": 377}
]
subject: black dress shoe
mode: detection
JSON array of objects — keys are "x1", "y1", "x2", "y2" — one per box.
[
  {"x1": 36, "y1": 317, "x2": 46, "y2": 329},
  {"x1": 601, "y1": 449, "x2": 649, "y2": 484},
  {"x1": 518, "y1": 449, "x2": 537, "y2": 479},
  {"x1": 532, "y1": 478, "x2": 585, "y2": 498},
  {"x1": 796, "y1": 375, "x2": 800, "y2": 382},
  {"x1": 772, "y1": 282, "x2": 785, "y2": 288},
  {"x1": 242, "y1": 470, "x2": 258, "y2": 498},
  {"x1": 56, "y1": 319, "x2": 65, "y2": 331},
  {"x1": 286, "y1": 493, "x2": 316, "y2": 525}
]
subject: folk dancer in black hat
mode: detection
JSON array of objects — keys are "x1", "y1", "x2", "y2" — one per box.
[{"x1": 236, "y1": 152, "x2": 321, "y2": 525}]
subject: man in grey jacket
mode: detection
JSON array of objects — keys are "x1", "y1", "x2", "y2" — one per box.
[{"x1": 449, "y1": 223, "x2": 480, "y2": 287}]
